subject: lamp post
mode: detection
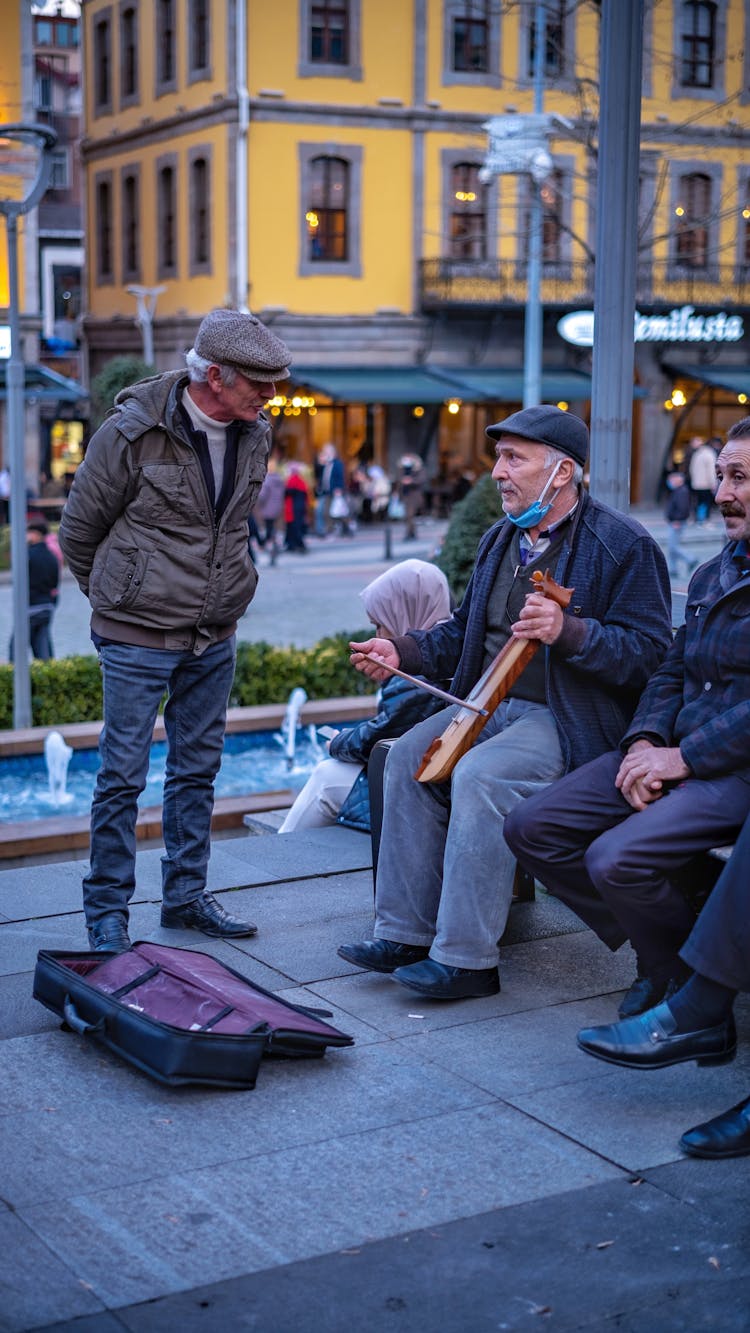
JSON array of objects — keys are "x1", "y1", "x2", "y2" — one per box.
[
  {"x1": 127, "y1": 284, "x2": 166, "y2": 366},
  {"x1": 0, "y1": 123, "x2": 56, "y2": 729}
]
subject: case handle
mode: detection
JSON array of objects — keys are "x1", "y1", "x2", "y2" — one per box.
[{"x1": 62, "y1": 995, "x2": 105, "y2": 1036}]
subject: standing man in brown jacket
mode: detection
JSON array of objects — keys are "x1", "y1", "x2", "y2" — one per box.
[{"x1": 59, "y1": 309, "x2": 291, "y2": 951}]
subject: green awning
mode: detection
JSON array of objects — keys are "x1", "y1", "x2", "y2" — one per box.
[
  {"x1": 440, "y1": 367, "x2": 594, "y2": 402},
  {"x1": 291, "y1": 364, "x2": 598, "y2": 405},
  {"x1": 0, "y1": 363, "x2": 88, "y2": 402},
  {"x1": 291, "y1": 366, "x2": 468, "y2": 404},
  {"x1": 664, "y1": 363, "x2": 750, "y2": 396}
]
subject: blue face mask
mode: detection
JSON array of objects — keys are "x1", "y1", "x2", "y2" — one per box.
[{"x1": 504, "y1": 457, "x2": 564, "y2": 530}]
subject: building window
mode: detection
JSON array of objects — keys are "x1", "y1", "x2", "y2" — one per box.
[
  {"x1": 743, "y1": 189, "x2": 750, "y2": 267},
  {"x1": 49, "y1": 149, "x2": 70, "y2": 192},
  {"x1": 518, "y1": 166, "x2": 573, "y2": 273},
  {"x1": 93, "y1": 11, "x2": 112, "y2": 113},
  {"x1": 448, "y1": 163, "x2": 487, "y2": 259},
  {"x1": 452, "y1": 2, "x2": 489, "y2": 73},
  {"x1": 95, "y1": 174, "x2": 113, "y2": 282},
  {"x1": 527, "y1": 0, "x2": 565, "y2": 78},
  {"x1": 299, "y1": 143, "x2": 362, "y2": 276},
  {"x1": 188, "y1": 0, "x2": 210, "y2": 78},
  {"x1": 680, "y1": 1, "x2": 716, "y2": 88},
  {"x1": 310, "y1": 0, "x2": 348, "y2": 63},
  {"x1": 306, "y1": 156, "x2": 349, "y2": 261},
  {"x1": 120, "y1": 3, "x2": 139, "y2": 104},
  {"x1": 674, "y1": 171, "x2": 712, "y2": 267},
  {"x1": 155, "y1": 0, "x2": 177, "y2": 94},
  {"x1": 122, "y1": 168, "x2": 140, "y2": 280},
  {"x1": 298, "y1": 0, "x2": 361, "y2": 78},
  {"x1": 34, "y1": 19, "x2": 54, "y2": 45},
  {"x1": 157, "y1": 158, "x2": 178, "y2": 276},
  {"x1": 189, "y1": 151, "x2": 211, "y2": 273}
]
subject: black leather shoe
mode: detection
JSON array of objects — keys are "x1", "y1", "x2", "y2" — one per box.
[
  {"x1": 680, "y1": 1095, "x2": 750, "y2": 1159},
  {"x1": 161, "y1": 891, "x2": 257, "y2": 938},
  {"x1": 577, "y1": 1002, "x2": 737, "y2": 1070},
  {"x1": 618, "y1": 974, "x2": 667, "y2": 1018},
  {"x1": 391, "y1": 958, "x2": 500, "y2": 1000},
  {"x1": 618, "y1": 972, "x2": 683, "y2": 1019},
  {"x1": 337, "y1": 938, "x2": 430, "y2": 974},
  {"x1": 88, "y1": 914, "x2": 131, "y2": 953}
]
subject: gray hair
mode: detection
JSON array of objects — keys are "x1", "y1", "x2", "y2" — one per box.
[
  {"x1": 545, "y1": 445, "x2": 584, "y2": 488},
  {"x1": 185, "y1": 348, "x2": 238, "y2": 386}
]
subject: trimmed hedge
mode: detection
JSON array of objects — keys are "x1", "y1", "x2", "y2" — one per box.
[
  {"x1": 0, "y1": 630, "x2": 375, "y2": 730},
  {"x1": 434, "y1": 473, "x2": 503, "y2": 603}
]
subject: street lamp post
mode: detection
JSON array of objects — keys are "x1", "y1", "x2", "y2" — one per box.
[
  {"x1": 0, "y1": 123, "x2": 56, "y2": 729},
  {"x1": 127, "y1": 284, "x2": 166, "y2": 366}
]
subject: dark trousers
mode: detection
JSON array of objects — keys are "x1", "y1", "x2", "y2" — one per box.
[
  {"x1": 504, "y1": 750, "x2": 750, "y2": 972},
  {"x1": 681, "y1": 812, "x2": 750, "y2": 992}
]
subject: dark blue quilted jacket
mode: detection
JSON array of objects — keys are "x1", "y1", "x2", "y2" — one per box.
[
  {"x1": 397, "y1": 490, "x2": 672, "y2": 773},
  {"x1": 623, "y1": 543, "x2": 750, "y2": 780},
  {"x1": 329, "y1": 674, "x2": 444, "y2": 765}
]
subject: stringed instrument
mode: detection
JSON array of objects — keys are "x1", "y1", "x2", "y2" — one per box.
[{"x1": 414, "y1": 568, "x2": 574, "y2": 784}]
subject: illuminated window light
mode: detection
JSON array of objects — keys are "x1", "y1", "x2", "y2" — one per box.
[
  {"x1": 674, "y1": 206, "x2": 685, "y2": 217},
  {"x1": 743, "y1": 209, "x2": 750, "y2": 220},
  {"x1": 305, "y1": 210, "x2": 319, "y2": 228},
  {"x1": 291, "y1": 396, "x2": 302, "y2": 408},
  {"x1": 556, "y1": 401, "x2": 569, "y2": 411},
  {"x1": 270, "y1": 406, "x2": 281, "y2": 416},
  {"x1": 454, "y1": 191, "x2": 476, "y2": 202},
  {"x1": 739, "y1": 393, "x2": 748, "y2": 404},
  {"x1": 671, "y1": 388, "x2": 687, "y2": 407},
  {"x1": 664, "y1": 399, "x2": 674, "y2": 411},
  {"x1": 447, "y1": 399, "x2": 461, "y2": 415},
  {"x1": 413, "y1": 405, "x2": 424, "y2": 418},
  {"x1": 309, "y1": 406, "x2": 317, "y2": 416}
]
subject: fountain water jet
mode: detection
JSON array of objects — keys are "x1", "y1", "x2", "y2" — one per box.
[{"x1": 44, "y1": 730, "x2": 74, "y2": 807}]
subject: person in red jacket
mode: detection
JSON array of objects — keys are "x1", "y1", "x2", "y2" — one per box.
[{"x1": 284, "y1": 462, "x2": 310, "y2": 553}]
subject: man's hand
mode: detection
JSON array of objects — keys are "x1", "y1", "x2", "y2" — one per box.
[
  {"x1": 615, "y1": 740, "x2": 690, "y2": 810},
  {"x1": 511, "y1": 592, "x2": 564, "y2": 645},
  {"x1": 349, "y1": 637, "x2": 400, "y2": 682}
]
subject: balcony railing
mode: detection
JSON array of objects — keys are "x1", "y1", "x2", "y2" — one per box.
[{"x1": 419, "y1": 258, "x2": 750, "y2": 311}]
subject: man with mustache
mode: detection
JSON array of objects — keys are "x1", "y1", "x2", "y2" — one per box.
[
  {"x1": 506, "y1": 417, "x2": 750, "y2": 1019},
  {"x1": 338, "y1": 406, "x2": 672, "y2": 1000}
]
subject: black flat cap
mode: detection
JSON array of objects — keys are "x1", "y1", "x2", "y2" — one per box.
[{"x1": 486, "y1": 405, "x2": 589, "y2": 467}]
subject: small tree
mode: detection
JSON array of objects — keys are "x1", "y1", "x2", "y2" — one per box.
[
  {"x1": 90, "y1": 356, "x2": 155, "y2": 429},
  {"x1": 435, "y1": 474, "x2": 503, "y2": 603}
]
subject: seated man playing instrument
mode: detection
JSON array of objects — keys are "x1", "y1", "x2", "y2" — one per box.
[
  {"x1": 505, "y1": 416, "x2": 750, "y2": 1020},
  {"x1": 338, "y1": 406, "x2": 672, "y2": 1001}
]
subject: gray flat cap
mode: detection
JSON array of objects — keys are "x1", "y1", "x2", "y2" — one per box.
[{"x1": 194, "y1": 308, "x2": 292, "y2": 380}]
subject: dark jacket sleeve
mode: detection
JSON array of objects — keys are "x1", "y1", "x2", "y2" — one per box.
[
  {"x1": 620, "y1": 626, "x2": 688, "y2": 749},
  {"x1": 328, "y1": 675, "x2": 443, "y2": 764}
]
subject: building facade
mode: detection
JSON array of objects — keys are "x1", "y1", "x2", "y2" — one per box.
[{"x1": 80, "y1": 0, "x2": 750, "y2": 502}]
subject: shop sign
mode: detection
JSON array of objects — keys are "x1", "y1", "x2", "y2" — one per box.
[
  {"x1": 0, "y1": 326, "x2": 10, "y2": 358},
  {"x1": 558, "y1": 306, "x2": 745, "y2": 347}
]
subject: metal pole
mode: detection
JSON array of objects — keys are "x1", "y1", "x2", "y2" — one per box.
[
  {"x1": 7, "y1": 212, "x2": 32, "y2": 727},
  {"x1": 589, "y1": 0, "x2": 645, "y2": 512},
  {"x1": 522, "y1": 0, "x2": 546, "y2": 408}
]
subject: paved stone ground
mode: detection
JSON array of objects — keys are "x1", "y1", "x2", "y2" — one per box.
[
  {"x1": 1, "y1": 504, "x2": 746, "y2": 1329},
  {"x1": 0, "y1": 828, "x2": 749, "y2": 1331}
]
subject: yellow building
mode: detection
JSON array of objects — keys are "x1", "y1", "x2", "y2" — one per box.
[{"x1": 80, "y1": 0, "x2": 750, "y2": 501}]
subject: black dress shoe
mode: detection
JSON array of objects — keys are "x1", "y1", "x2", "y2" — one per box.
[
  {"x1": 391, "y1": 958, "x2": 500, "y2": 1000},
  {"x1": 577, "y1": 1002, "x2": 737, "y2": 1070},
  {"x1": 88, "y1": 914, "x2": 131, "y2": 953},
  {"x1": 680, "y1": 1095, "x2": 750, "y2": 1159},
  {"x1": 337, "y1": 938, "x2": 430, "y2": 974},
  {"x1": 618, "y1": 974, "x2": 666, "y2": 1018},
  {"x1": 161, "y1": 891, "x2": 257, "y2": 938}
]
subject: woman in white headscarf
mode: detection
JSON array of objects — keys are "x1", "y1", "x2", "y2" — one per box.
[{"x1": 278, "y1": 559, "x2": 451, "y2": 833}]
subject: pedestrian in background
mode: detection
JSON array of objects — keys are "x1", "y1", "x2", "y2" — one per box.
[
  {"x1": 664, "y1": 470, "x2": 696, "y2": 578},
  {"x1": 254, "y1": 461, "x2": 286, "y2": 560},
  {"x1": 59, "y1": 307, "x2": 292, "y2": 953},
  {"x1": 314, "y1": 442, "x2": 345, "y2": 537},
  {"x1": 9, "y1": 517, "x2": 59, "y2": 661},
  {"x1": 688, "y1": 434, "x2": 719, "y2": 523},
  {"x1": 284, "y1": 461, "x2": 310, "y2": 552}
]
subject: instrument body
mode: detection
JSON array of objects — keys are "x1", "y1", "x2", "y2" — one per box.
[{"x1": 414, "y1": 569, "x2": 574, "y2": 783}]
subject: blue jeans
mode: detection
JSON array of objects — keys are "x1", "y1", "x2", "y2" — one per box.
[
  {"x1": 83, "y1": 637, "x2": 236, "y2": 927},
  {"x1": 374, "y1": 699, "x2": 565, "y2": 969}
]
